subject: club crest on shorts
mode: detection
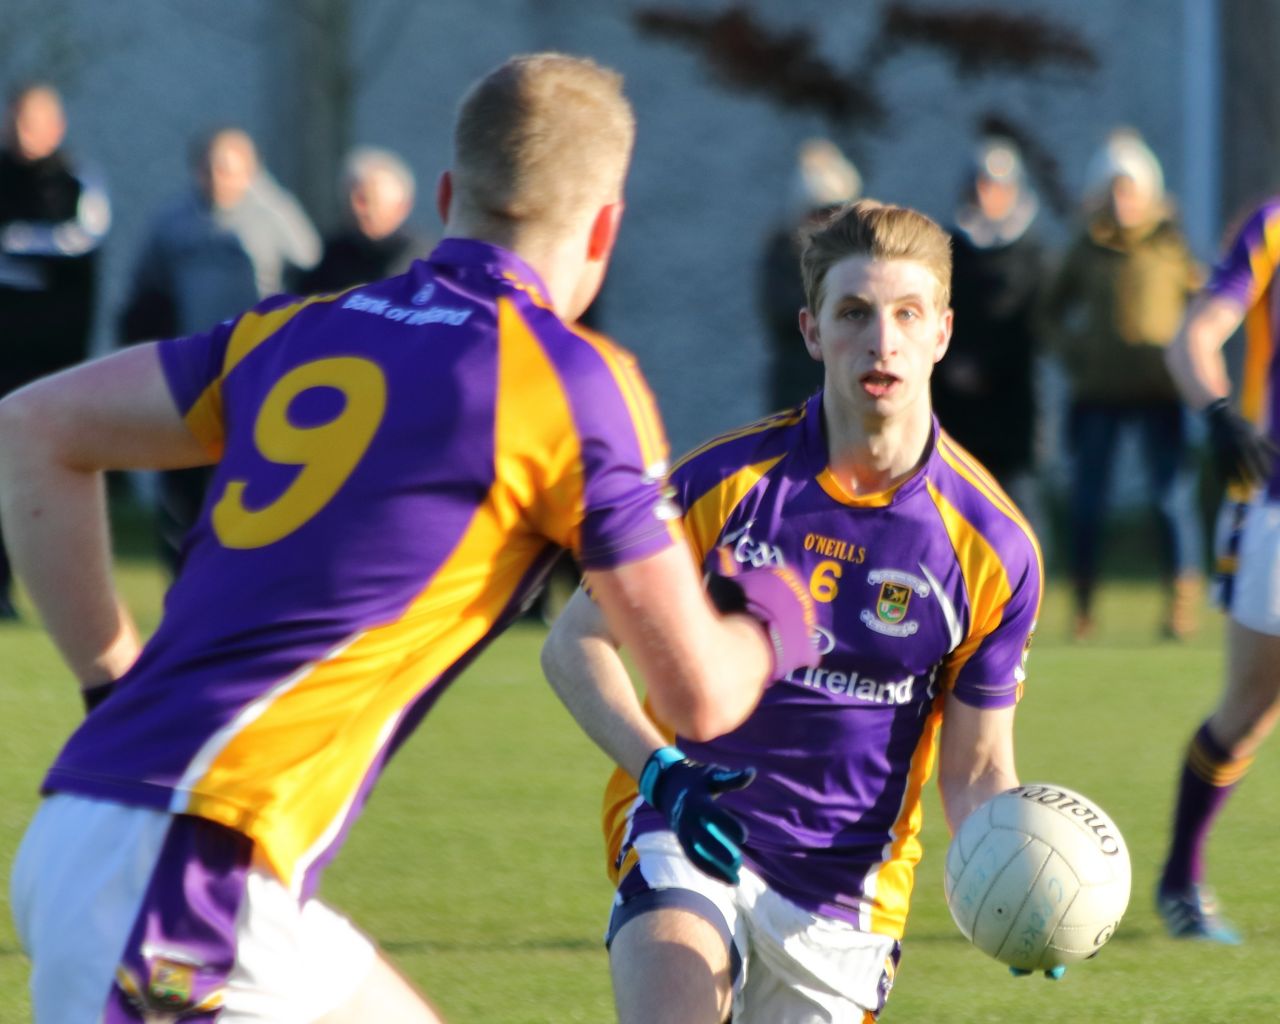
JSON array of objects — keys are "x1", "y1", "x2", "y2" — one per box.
[{"x1": 149, "y1": 957, "x2": 196, "y2": 1008}]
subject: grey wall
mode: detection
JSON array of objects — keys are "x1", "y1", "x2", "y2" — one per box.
[{"x1": 13, "y1": 0, "x2": 1211, "y2": 458}]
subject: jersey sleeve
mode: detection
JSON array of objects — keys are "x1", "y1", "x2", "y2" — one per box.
[
  {"x1": 949, "y1": 552, "x2": 1039, "y2": 708},
  {"x1": 1206, "y1": 204, "x2": 1280, "y2": 308},
  {"x1": 155, "y1": 317, "x2": 238, "y2": 459},
  {"x1": 571, "y1": 343, "x2": 680, "y2": 569}
]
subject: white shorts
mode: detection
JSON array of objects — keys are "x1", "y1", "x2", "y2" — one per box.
[
  {"x1": 1218, "y1": 498, "x2": 1280, "y2": 635},
  {"x1": 608, "y1": 831, "x2": 897, "y2": 1023},
  {"x1": 10, "y1": 794, "x2": 375, "y2": 1023}
]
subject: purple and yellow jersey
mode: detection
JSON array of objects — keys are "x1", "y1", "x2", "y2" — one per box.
[
  {"x1": 1204, "y1": 199, "x2": 1280, "y2": 497},
  {"x1": 45, "y1": 239, "x2": 678, "y2": 896},
  {"x1": 603, "y1": 396, "x2": 1042, "y2": 939}
]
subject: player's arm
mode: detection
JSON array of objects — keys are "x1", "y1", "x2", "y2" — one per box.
[
  {"x1": 582, "y1": 541, "x2": 808, "y2": 741},
  {"x1": 0, "y1": 344, "x2": 211, "y2": 692},
  {"x1": 542, "y1": 573, "x2": 762, "y2": 884},
  {"x1": 936, "y1": 695, "x2": 1018, "y2": 835},
  {"x1": 1163, "y1": 292, "x2": 1245, "y2": 410}
]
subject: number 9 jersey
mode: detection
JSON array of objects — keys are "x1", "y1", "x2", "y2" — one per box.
[{"x1": 44, "y1": 239, "x2": 680, "y2": 898}]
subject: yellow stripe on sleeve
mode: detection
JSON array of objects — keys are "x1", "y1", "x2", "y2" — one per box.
[
  {"x1": 572, "y1": 325, "x2": 669, "y2": 473},
  {"x1": 222, "y1": 291, "x2": 349, "y2": 377},
  {"x1": 682, "y1": 457, "x2": 783, "y2": 563},
  {"x1": 926, "y1": 480, "x2": 1017, "y2": 694},
  {"x1": 182, "y1": 381, "x2": 225, "y2": 460}
]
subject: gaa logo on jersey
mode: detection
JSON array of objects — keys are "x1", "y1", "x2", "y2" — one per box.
[{"x1": 877, "y1": 582, "x2": 912, "y2": 624}]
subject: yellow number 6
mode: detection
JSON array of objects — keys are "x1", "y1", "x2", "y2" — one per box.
[
  {"x1": 213, "y1": 357, "x2": 387, "y2": 549},
  {"x1": 809, "y1": 559, "x2": 842, "y2": 603}
]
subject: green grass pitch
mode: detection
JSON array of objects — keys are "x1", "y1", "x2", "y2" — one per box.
[{"x1": 2, "y1": 515, "x2": 1277, "y2": 1022}]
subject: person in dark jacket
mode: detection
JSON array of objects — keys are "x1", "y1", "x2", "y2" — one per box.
[
  {"x1": 0, "y1": 82, "x2": 109, "y2": 618},
  {"x1": 300, "y1": 146, "x2": 427, "y2": 294},
  {"x1": 934, "y1": 137, "x2": 1048, "y2": 539}
]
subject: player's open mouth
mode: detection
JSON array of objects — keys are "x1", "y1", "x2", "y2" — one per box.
[{"x1": 860, "y1": 371, "x2": 899, "y2": 397}]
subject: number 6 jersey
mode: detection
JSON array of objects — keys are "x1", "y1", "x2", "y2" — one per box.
[
  {"x1": 604, "y1": 396, "x2": 1042, "y2": 939},
  {"x1": 45, "y1": 239, "x2": 679, "y2": 897}
]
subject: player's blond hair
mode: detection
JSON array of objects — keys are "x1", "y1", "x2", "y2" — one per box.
[
  {"x1": 800, "y1": 200, "x2": 953, "y2": 314},
  {"x1": 452, "y1": 53, "x2": 635, "y2": 241}
]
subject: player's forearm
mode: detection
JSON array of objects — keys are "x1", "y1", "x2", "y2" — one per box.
[
  {"x1": 541, "y1": 611, "x2": 669, "y2": 780},
  {"x1": 1165, "y1": 299, "x2": 1241, "y2": 409},
  {"x1": 0, "y1": 405, "x2": 140, "y2": 686}
]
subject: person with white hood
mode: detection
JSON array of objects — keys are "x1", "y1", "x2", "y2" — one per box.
[{"x1": 1042, "y1": 127, "x2": 1204, "y2": 642}]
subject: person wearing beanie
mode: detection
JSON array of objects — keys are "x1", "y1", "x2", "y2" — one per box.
[
  {"x1": 1042, "y1": 127, "x2": 1204, "y2": 641},
  {"x1": 757, "y1": 137, "x2": 862, "y2": 412},
  {"x1": 934, "y1": 136, "x2": 1049, "y2": 546}
]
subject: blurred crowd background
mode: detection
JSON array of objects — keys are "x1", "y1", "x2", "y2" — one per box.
[{"x1": 3, "y1": 0, "x2": 1277, "y2": 637}]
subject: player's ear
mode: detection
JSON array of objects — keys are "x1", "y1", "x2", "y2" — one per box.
[
  {"x1": 587, "y1": 201, "x2": 624, "y2": 263},
  {"x1": 435, "y1": 170, "x2": 453, "y2": 226},
  {"x1": 934, "y1": 306, "x2": 954, "y2": 364},
  {"x1": 800, "y1": 307, "x2": 824, "y2": 362}
]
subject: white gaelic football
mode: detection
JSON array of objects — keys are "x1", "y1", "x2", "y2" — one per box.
[{"x1": 944, "y1": 783, "x2": 1131, "y2": 972}]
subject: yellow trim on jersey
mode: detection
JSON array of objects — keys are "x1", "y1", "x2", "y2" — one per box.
[
  {"x1": 682, "y1": 457, "x2": 785, "y2": 561},
  {"x1": 223, "y1": 293, "x2": 345, "y2": 377},
  {"x1": 926, "y1": 480, "x2": 1019, "y2": 697},
  {"x1": 1241, "y1": 301, "x2": 1273, "y2": 425},
  {"x1": 936, "y1": 435, "x2": 1044, "y2": 593},
  {"x1": 571, "y1": 324, "x2": 669, "y2": 473},
  {"x1": 815, "y1": 466, "x2": 905, "y2": 508},
  {"x1": 869, "y1": 699, "x2": 945, "y2": 936},
  {"x1": 182, "y1": 383, "x2": 226, "y2": 460},
  {"x1": 496, "y1": 298, "x2": 588, "y2": 550},
  {"x1": 672, "y1": 406, "x2": 806, "y2": 475}
]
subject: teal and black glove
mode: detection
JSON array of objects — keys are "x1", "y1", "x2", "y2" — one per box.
[
  {"x1": 639, "y1": 746, "x2": 755, "y2": 885},
  {"x1": 1010, "y1": 966, "x2": 1066, "y2": 981}
]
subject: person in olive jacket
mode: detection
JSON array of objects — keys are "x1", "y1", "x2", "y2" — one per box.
[{"x1": 1043, "y1": 128, "x2": 1203, "y2": 642}]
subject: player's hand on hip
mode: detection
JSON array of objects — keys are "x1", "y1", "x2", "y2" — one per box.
[
  {"x1": 705, "y1": 547, "x2": 819, "y2": 680},
  {"x1": 1204, "y1": 398, "x2": 1280, "y2": 487},
  {"x1": 639, "y1": 746, "x2": 755, "y2": 885}
]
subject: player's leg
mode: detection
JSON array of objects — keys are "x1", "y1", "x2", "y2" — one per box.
[
  {"x1": 610, "y1": 906, "x2": 733, "y2": 1024},
  {"x1": 606, "y1": 831, "x2": 742, "y2": 1024},
  {"x1": 1158, "y1": 502, "x2": 1280, "y2": 941}
]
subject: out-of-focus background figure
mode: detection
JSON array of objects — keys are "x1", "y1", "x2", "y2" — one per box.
[
  {"x1": 934, "y1": 135, "x2": 1048, "y2": 543},
  {"x1": 1043, "y1": 127, "x2": 1204, "y2": 642},
  {"x1": 118, "y1": 126, "x2": 320, "y2": 574},
  {"x1": 300, "y1": 145, "x2": 426, "y2": 294},
  {"x1": 0, "y1": 81, "x2": 109, "y2": 620},
  {"x1": 757, "y1": 137, "x2": 861, "y2": 412}
]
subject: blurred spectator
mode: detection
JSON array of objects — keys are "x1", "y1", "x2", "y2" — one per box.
[
  {"x1": 1042, "y1": 128, "x2": 1203, "y2": 640},
  {"x1": 119, "y1": 126, "x2": 320, "y2": 574},
  {"x1": 300, "y1": 145, "x2": 427, "y2": 293},
  {"x1": 0, "y1": 82, "x2": 109, "y2": 619},
  {"x1": 934, "y1": 136, "x2": 1048, "y2": 540},
  {"x1": 758, "y1": 137, "x2": 861, "y2": 411}
]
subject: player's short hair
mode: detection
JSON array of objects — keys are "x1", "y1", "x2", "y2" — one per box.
[
  {"x1": 452, "y1": 53, "x2": 635, "y2": 240},
  {"x1": 800, "y1": 199, "x2": 953, "y2": 314}
]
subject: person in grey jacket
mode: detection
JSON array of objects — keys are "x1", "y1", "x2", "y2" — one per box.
[{"x1": 119, "y1": 126, "x2": 320, "y2": 573}]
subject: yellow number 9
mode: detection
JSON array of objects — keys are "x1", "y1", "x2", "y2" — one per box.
[{"x1": 213, "y1": 357, "x2": 387, "y2": 549}]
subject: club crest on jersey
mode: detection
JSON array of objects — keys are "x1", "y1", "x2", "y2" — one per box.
[{"x1": 862, "y1": 568, "x2": 928, "y2": 637}]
